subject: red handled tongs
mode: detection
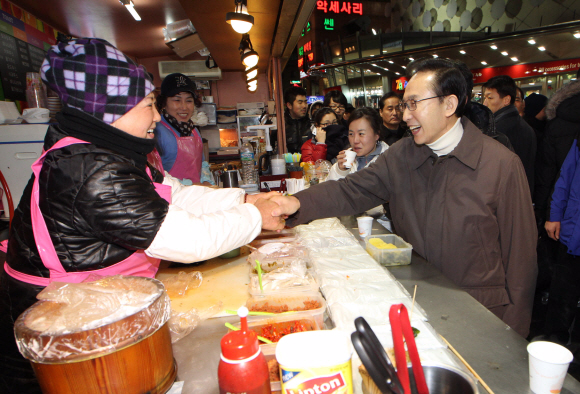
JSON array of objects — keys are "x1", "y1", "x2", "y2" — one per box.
[{"x1": 389, "y1": 304, "x2": 429, "y2": 394}]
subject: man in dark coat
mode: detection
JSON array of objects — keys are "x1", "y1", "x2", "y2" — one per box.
[
  {"x1": 284, "y1": 86, "x2": 311, "y2": 153},
  {"x1": 378, "y1": 92, "x2": 407, "y2": 145},
  {"x1": 484, "y1": 75, "x2": 537, "y2": 195},
  {"x1": 268, "y1": 59, "x2": 538, "y2": 338}
]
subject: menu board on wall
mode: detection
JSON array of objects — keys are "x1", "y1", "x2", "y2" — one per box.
[{"x1": 0, "y1": 31, "x2": 46, "y2": 101}]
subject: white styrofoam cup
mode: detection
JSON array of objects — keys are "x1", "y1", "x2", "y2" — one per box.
[{"x1": 527, "y1": 341, "x2": 573, "y2": 394}]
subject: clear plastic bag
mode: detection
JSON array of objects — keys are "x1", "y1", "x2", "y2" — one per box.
[
  {"x1": 168, "y1": 301, "x2": 222, "y2": 343},
  {"x1": 161, "y1": 271, "x2": 202, "y2": 297},
  {"x1": 248, "y1": 242, "x2": 310, "y2": 273},
  {"x1": 15, "y1": 276, "x2": 171, "y2": 363},
  {"x1": 249, "y1": 265, "x2": 319, "y2": 296}
]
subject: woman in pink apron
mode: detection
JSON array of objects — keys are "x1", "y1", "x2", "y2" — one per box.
[
  {"x1": 0, "y1": 38, "x2": 282, "y2": 394},
  {"x1": 154, "y1": 73, "x2": 204, "y2": 183}
]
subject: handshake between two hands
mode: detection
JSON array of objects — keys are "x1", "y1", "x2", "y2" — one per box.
[{"x1": 245, "y1": 192, "x2": 301, "y2": 231}]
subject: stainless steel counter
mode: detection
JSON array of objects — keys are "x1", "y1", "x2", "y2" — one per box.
[
  {"x1": 171, "y1": 216, "x2": 580, "y2": 394},
  {"x1": 339, "y1": 215, "x2": 580, "y2": 394}
]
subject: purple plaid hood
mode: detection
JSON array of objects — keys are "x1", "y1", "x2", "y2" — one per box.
[{"x1": 40, "y1": 38, "x2": 154, "y2": 124}]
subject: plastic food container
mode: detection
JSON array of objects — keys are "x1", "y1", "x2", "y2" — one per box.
[
  {"x1": 246, "y1": 291, "x2": 326, "y2": 328},
  {"x1": 248, "y1": 270, "x2": 319, "y2": 296},
  {"x1": 365, "y1": 234, "x2": 413, "y2": 266},
  {"x1": 229, "y1": 313, "x2": 322, "y2": 357}
]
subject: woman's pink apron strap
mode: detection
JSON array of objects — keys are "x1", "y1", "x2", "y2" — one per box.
[{"x1": 4, "y1": 137, "x2": 172, "y2": 286}]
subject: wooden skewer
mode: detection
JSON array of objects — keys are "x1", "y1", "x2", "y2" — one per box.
[
  {"x1": 439, "y1": 334, "x2": 495, "y2": 394},
  {"x1": 410, "y1": 284, "x2": 417, "y2": 318}
]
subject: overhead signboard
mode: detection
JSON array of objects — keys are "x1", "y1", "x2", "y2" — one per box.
[{"x1": 471, "y1": 58, "x2": 580, "y2": 84}]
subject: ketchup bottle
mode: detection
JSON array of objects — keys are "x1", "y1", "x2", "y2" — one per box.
[{"x1": 218, "y1": 306, "x2": 271, "y2": 394}]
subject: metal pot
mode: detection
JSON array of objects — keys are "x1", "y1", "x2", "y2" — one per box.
[{"x1": 220, "y1": 170, "x2": 239, "y2": 188}]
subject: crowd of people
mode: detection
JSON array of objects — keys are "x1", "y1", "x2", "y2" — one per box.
[{"x1": 282, "y1": 60, "x2": 580, "y2": 371}]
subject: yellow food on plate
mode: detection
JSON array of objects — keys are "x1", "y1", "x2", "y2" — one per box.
[{"x1": 368, "y1": 238, "x2": 397, "y2": 249}]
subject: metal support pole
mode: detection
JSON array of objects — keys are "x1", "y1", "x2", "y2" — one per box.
[{"x1": 271, "y1": 57, "x2": 286, "y2": 154}]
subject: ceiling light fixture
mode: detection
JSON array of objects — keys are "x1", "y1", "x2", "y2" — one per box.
[
  {"x1": 511, "y1": 57, "x2": 518, "y2": 61},
  {"x1": 402, "y1": 66, "x2": 406, "y2": 69},
  {"x1": 239, "y1": 34, "x2": 259, "y2": 68},
  {"x1": 528, "y1": 39, "x2": 536, "y2": 44},
  {"x1": 226, "y1": 0, "x2": 254, "y2": 34},
  {"x1": 245, "y1": 65, "x2": 258, "y2": 80},
  {"x1": 501, "y1": 51, "x2": 508, "y2": 56},
  {"x1": 372, "y1": 28, "x2": 377, "y2": 35},
  {"x1": 538, "y1": 46, "x2": 546, "y2": 51},
  {"x1": 409, "y1": 57, "x2": 414, "y2": 61},
  {"x1": 490, "y1": 45, "x2": 497, "y2": 50},
  {"x1": 481, "y1": 61, "x2": 487, "y2": 65},
  {"x1": 119, "y1": 0, "x2": 141, "y2": 21},
  {"x1": 574, "y1": 32, "x2": 580, "y2": 39},
  {"x1": 548, "y1": 80, "x2": 553, "y2": 83},
  {"x1": 460, "y1": 50, "x2": 466, "y2": 54},
  {"x1": 388, "y1": 60, "x2": 394, "y2": 64},
  {"x1": 433, "y1": 54, "x2": 438, "y2": 58}
]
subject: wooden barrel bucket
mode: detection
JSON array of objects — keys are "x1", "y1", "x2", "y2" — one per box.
[{"x1": 14, "y1": 276, "x2": 177, "y2": 394}]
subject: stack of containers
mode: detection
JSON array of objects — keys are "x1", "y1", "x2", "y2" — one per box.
[
  {"x1": 293, "y1": 218, "x2": 468, "y2": 391},
  {"x1": 228, "y1": 236, "x2": 329, "y2": 391}
]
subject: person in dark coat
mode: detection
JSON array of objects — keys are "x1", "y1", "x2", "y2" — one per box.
[
  {"x1": 535, "y1": 79, "x2": 580, "y2": 226},
  {"x1": 483, "y1": 75, "x2": 537, "y2": 195},
  {"x1": 284, "y1": 86, "x2": 311, "y2": 153},
  {"x1": 452, "y1": 60, "x2": 513, "y2": 151},
  {"x1": 524, "y1": 93, "x2": 548, "y2": 144},
  {"x1": 378, "y1": 92, "x2": 407, "y2": 145},
  {"x1": 323, "y1": 90, "x2": 348, "y2": 126}
]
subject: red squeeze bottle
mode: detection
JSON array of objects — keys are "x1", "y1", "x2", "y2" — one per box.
[{"x1": 218, "y1": 306, "x2": 271, "y2": 394}]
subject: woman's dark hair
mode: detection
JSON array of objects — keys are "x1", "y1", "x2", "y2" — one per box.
[
  {"x1": 323, "y1": 90, "x2": 347, "y2": 107},
  {"x1": 313, "y1": 107, "x2": 338, "y2": 126},
  {"x1": 347, "y1": 107, "x2": 382, "y2": 136},
  {"x1": 156, "y1": 91, "x2": 202, "y2": 112},
  {"x1": 407, "y1": 58, "x2": 468, "y2": 117}
]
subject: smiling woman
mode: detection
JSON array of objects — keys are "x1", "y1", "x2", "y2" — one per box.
[{"x1": 154, "y1": 73, "x2": 205, "y2": 183}]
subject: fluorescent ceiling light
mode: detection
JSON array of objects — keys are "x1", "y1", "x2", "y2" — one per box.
[
  {"x1": 459, "y1": 50, "x2": 466, "y2": 54},
  {"x1": 409, "y1": 57, "x2": 414, "y2": 61},
  {"x1": 481, "y1": 61, "x2": 487, "y2": 65},
  {"x1": 395, "y1": 72, "x2": 400, "y2": 75},
  {"x1": 123, "y1": 1, "x2": 141, "y2": 21},
  {"x1": 538, "y1": 46, "x2": 546, "y2": 51},
  {"x1": 548, "y1": 80, "x2": 553, "y2": 83},
  {"x1": 574, "y1": 32, "x2": 580, "y2": 39},
  {"x1": 372, "y1": 28, "x2": 377, "y2": 35},
  {"x1": 511, "y1": 57, "x2": 518, "y2": 61},
  {"x1": 501, "y1": 51, "x2": 508, "y2": 56},
  {"x1": 402, "y1": 66, "x2": 406, "y2": 69},
  {"x1": 528, "y1": 39, "x2": 536, "y2": 44},
  {"x1": 388, "y1": 60, "x2": 394, "y2": 64},
  {"x1": 432, "y1": 54, "x2": 438, "y2": 58},
  {"x1": 529, "y1": 82, "x2": 534, "y2": 85},
  {"x1": 490, "y1": 45, "x2": 497, "y2": 50}
]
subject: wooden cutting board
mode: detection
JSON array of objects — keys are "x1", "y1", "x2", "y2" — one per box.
[{"x1": 155, "y1": 247, "x2": 251, "y2": 318}]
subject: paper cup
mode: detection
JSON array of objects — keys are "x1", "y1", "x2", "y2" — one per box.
[
  {"x1": 357, "y1": 216, "x2": 373, "y2": 238},
  {"x1": 344, "y1": 148, "x2": 357, "y2": 168},
  {"x1": 271, "y1": 158, "x2": 286, "y2": 175},
  {"x1": 527, "y1": 341, "x2": 573, "y2": 394}
]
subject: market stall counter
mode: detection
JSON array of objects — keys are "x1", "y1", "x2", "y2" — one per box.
[{"x1": 159, "y1": 215, "x2": 580, "y2": 394}]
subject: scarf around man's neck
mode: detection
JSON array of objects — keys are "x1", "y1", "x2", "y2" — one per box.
[
  {"x1": 162, "y1": 108, "x2": 195, "y2": 137},
  {"x1": 56, "y1": 106, "x2": 156, "y2": 169}
]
